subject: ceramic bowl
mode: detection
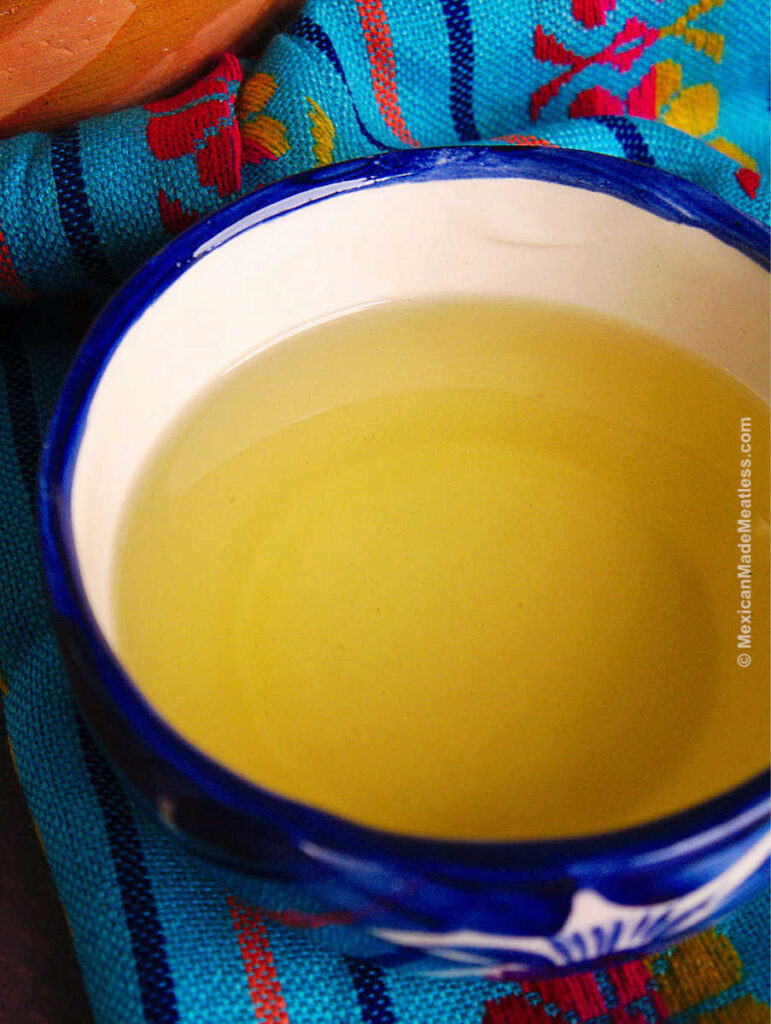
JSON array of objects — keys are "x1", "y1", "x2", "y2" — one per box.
[{"x1": 38, "y1": 146, "x2": 770, "y2": 978}]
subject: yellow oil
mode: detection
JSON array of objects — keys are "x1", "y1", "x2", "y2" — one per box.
[{"x1": 112, "y1": 299, "x2": 769, "y2": 840}]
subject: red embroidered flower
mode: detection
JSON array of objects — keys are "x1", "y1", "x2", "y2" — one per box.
[
  {"x1": 484, "y1": 960, "x2": 666, "y2": 1023},
  {"x1": 146, "y1": 53, "x2": 244, "y2": 199}
]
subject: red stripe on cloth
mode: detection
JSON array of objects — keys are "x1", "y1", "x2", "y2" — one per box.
[
  {"x1": 227, "y1": 896, "x2": 290, "y2": 1024},
  {"x1": 262, "y1": 907, "x2": 360, "y2": 929},
  {"x1": 493, "y1": 133, "x2": 556, "y2": 146},
  {"x1": 356, "y1": 0, "x2": 419, "y2": 146},
  {"x1": 0, "y1": 224, "x2": 34, "y2": 302}
]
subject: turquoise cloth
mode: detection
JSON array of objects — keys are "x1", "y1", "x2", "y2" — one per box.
[{"x1": 1, "y1": 1, "x2": 769, "y2": 1021}]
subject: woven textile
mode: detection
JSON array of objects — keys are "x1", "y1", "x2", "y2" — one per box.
[{"x1": 1, "y1": 1, "x2": 769, "y2": 1021}]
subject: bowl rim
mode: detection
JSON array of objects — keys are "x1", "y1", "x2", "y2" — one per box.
[{"x1": 38, "y1": 144, "x2": 771, "y2": 877}]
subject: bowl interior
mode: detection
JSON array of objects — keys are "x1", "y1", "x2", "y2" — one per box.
[{"x1": 70, "y1": 170, "x2": 769, "y2": 648}]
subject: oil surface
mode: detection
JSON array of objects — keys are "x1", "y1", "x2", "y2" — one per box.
[{"x1": 113, "y1": 299, "x2": 769, "y2": 839}]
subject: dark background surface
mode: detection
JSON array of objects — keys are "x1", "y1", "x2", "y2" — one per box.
[{"x1": 0, "y1": 701, "x2": 93, "y2": 1024}]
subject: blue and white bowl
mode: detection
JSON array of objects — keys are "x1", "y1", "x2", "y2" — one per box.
[{"x1": 38, "y1": 146, "x2": 770, "y2": 978}]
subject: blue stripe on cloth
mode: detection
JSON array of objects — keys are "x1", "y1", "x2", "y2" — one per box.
[
  {"x1": 136, "y1": 818, "x2": 259, "y2": 1024},
  {"x1": 345, "y1": 959, "x2": 396, "y2": 1024},
  {"x1": 0, "y1": 328, "x2": 38, "y2": 506},
  {"x1": 441, "y1": 0, "x2": 478, "y2": 141},
  {"x1": 292, "y1": 14, "x2": 345, "y2": 76},
  {"x1": 78, "y1": 719, "x2": 180, "y2": 1024},
  {"x1": 595, "y1": 116, "x2": 655, "y2": 166},
  {"x1": 289, "y1": 15, "x2": 385, "y2": 148},
  {"x1": 50, "y1": 127, "x2": 117, "y2": 286}
]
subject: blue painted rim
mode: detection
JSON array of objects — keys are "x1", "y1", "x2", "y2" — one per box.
[{"x1": 39, "y1": 146, "x2": 770, "y2": 879}]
